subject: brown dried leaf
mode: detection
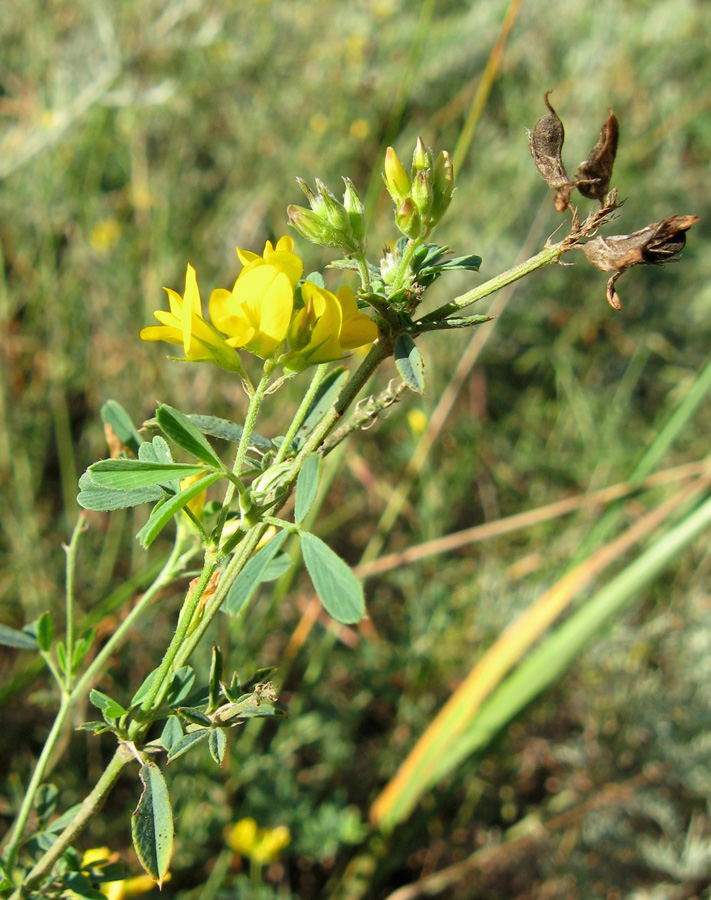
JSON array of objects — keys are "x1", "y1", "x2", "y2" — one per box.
[
  {"x1": 528, "y1": 92, "x2": 575, "y2": 211},
  {"x1": 576, "y1": 111, "x2": 619, "y2": 201}
]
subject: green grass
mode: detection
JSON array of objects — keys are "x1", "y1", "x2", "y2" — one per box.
[{"x1": 1, "y1": 0, "x2": 711, "y2": 897}]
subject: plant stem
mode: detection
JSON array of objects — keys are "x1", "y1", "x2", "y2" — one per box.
[
  {"x1": 272, "y1": 363, "x2": 330, "y2": 467},
  {"x1": 213, "y1": 367, "x2": 273, "y2": 547},
  {"x1": 288, "y1": 337, "x2": 393, "y2": 479},
  {"x1": 10, "y1": 745, "x2": 133, "y2": 899},
  {"x1": 417, "y1": 243, "x2": 564, "y2": 323},
  {"x1": 354, "y1": 254, "x2": 372, "y2": 292},
  {"x1": 2, "y1": 531, "x2": 189, "y2": 871},
  {"x1": 63, "y1": 515, "x2": 85, "y2": 691}
]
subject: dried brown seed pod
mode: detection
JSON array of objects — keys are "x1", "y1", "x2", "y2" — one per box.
[
  {"x1": 581, "y1": 214, "x2": 699, "y2": 309},
  {"x1": 528, "y1": 92, "x2": 576, "y2": 212},
  {"x1": 576, "y1": 111, "x2": 619, "y2": 202}
]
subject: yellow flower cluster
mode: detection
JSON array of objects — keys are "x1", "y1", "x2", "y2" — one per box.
[
  {"x1": 226, "y1": 817, "x2": 291, "y2": 864},
  {"x1": 141, "y1": 236, "x2": 377, "y2": 372}
]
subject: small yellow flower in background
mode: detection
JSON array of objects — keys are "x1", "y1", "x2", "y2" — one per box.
[
  {"x1": 81, "y1": 848, "x2": 166, "y2": 899},
  {"x1": 90, "y1": 219, "x2": 121, "y2": 254},
  {"x1": 285, "y1": 282, "x2": 378, "y2": 370},
  {"x1": 210, "y1": 237, "x2": 303, "y2": 359},
  {"x1": 180, "y1": 472, "x2": 208, "y2": 519},
  {"x1": 407, "y1": 408, "x2": 428, "y2": 436},
  {"x1": 140, "y1": 264, "x2": 245, "y2": 373},
  {"x1": 226, "y1": 817, "x2": 291, "y2": 865}
]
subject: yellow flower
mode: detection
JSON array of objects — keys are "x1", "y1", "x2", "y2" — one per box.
[
  {"x1": 226, "y1": 818, "x2": 291, "y2": 864},
  {"x1": 81, "y1": 846, "x2": 167, "y2": 898},
  {"x1": 140, "y1": 264, "x2": 244, "y2": 372},
  {"x1": 209, "y1": 237, "x2": 303, "y2": 359},
  {"x1": 235, "y1": 235, "x2": 303, "y2": 289},
  {"x1": 285, "y1": 282, "x2": 378, "y2": 370}
]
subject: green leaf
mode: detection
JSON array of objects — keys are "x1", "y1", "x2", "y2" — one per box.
[
  {"x1": 77, "y1": 472, "x2": 163, "y2": 512},
  {"x1": 131, "y1": 761, "x2": 174, "y2": 887},
  {"x1": 394, "y1": 335, "x2": 425, "y2": 395},
  {"x1": 301, "y1": 532, "x2": 365, "y2": 624},
  {"x1": 89, "y1": 689, "x2": 128, "y2": 720},
  {"x1": 295, "y1": 367, "x2": 348, "y2": 448},
  {"x1": 262, "y1": 553, "x2": 293, "y2": 582},
  {"x1": 36, "y1": 611, "x2": 54, "y2": 652},
  {"x1": 223, "y1": 530, "x2": 289, "y2": 617},
  {"x1": 156, "y1": 404, "x2": 224, "y2": 468},
  {"x1": 131, "y1": 670, "x2": 159, "y2": 707},
  {"x1": 166, "y1": 730, "x2": 209, "y2": 763},
  {"x1": 137, "y1": 470, "x2": 223, "y2": 548},
  {"x1": 295, "y1": 454, "x2": 322, "y2": 525},
  {"x1": 34, "y1": 783, "x2": 58, "y2": 827},
  {"x1": 166, "y1": 667, "x2": 196, "y2": 707},
  {"x1": 56, "y1": 640, "x2": 67, "y2": 674},
  {"x1": 43, "y1": 802, "x2": 82, "y2": 833},
  {"x1": 188, "y1": 414, "x2": 273, "y2": 450},
  {"x1": 209, "y1": 644, "x2": 222, "y2": 712},
  {"x1": 0, "y1": 623, "x2": 37, "y2": 650},
  {"x1": 100, "y1": 400, "x2": 143, "y2": 456},
  {"x1": 176, "y1": 706, "x2": 212, "y2": 727},
  {"x1": 71, "y1": 629, "x2": 96, "y2": 672},
  {"x1": 230, "y1": 705, "x2": 287, "y2": 720},
  {"x1": 208, "y1": 728, "x2": 226, "y2": 765},
  {"x1": 138, "y1": 435, "x2": 173, "y2": 465},
  {"x1": 89, "y1": 459, "x2": 208, "y2": 490},
  {"x1": 159, "y1": 716, "x2": 184, "y2": 751}
]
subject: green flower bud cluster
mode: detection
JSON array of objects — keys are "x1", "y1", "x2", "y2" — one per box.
[
  {"x1": 383, "y1": 137, "x2": 454, "y2": 239},
  {"x1": 287, "y1": 177, "x2": 366, "y2": 255}
]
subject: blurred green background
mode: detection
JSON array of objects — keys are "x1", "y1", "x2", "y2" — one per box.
[{"x1": 2, "y1": 0, "x2": 711, "y2": 897}]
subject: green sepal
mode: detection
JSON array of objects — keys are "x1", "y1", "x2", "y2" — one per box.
[
  {"x1": 156, "y1": 404, "x2": 224, "y2": 467},
  {"x1": 394, "y1": 334, "x2": 426, "y2": 394},
  {"x1": 300, "y1": 532, "x2": 365, "y2": 624}
]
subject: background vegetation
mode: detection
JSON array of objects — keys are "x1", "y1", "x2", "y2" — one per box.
[{"x1": 2, "y1": 0, "x2": 711, "y2": 897}]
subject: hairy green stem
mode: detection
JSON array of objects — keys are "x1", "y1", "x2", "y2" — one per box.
[
  {"x1": 63, "y1": 515, "x2": 85, "y2": 691},
  {"x1": 417, "y1": 243, "x2": 564, "y2": 323},
  {"x1": 213, "y1": 367, "x2": 273, "y2": 547},
  {"x1": 272, "y1": 363, "x2": 330, "y2": 467},
  {"x1": 2, "y1": 531, "x2": 189, "y2": 872},
  {"x1": 10, "y1": 745, "x2": 133, "y2": 898}
]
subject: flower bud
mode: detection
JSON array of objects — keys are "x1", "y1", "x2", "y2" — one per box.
[
  {"x1": 316, "y1": 178, "x2": 351, "y2": 233},
  {"x1": 430, "y1": 150, "x2": 454, "y2": 223},
  {"x1": 411, "y1": 169, "x2": 433, "y2": 221},
  {"x1": 342, "y1": 177, "x2": 366, "y2": 244},
  {"x1": 411, "y1": 136, "x2": 433, "y2": 177},
  {"x1": 395, "y1": 198, "x2": 422, "y2": 239},
  {"x1": 383, "y1": 146, "x2": 411, "y2": 205}
]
